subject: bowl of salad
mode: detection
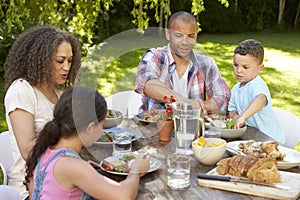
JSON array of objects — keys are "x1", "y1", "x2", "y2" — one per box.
[
  {"x1": 211, "y1": 118, "x2": 247, "y2": 139},
  {"x1": 104, "y1": 109, "x2": 123, "y2": 129}
]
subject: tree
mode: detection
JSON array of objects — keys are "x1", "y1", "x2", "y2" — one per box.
[
  {"x1": 131, "y1": 0, "x2": 229, "y2": 32},
  {"x1": 278, "y1": 0, "x2": 286, "y2": 25},
  {"x1": 295, "y1": 0, "x2": 300, "y2": 29}
]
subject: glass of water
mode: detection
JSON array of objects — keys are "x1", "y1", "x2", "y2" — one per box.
[
  {"x1": 167, "y1": 155, "x2": 191, "y2": 189},
  {"x1": 112, "y1": 132, "x2": 132, "y2": 156},
  {"x1": 173, "y1": 102, "x2": 201, "y2": 155},
  {"x1": 204, "y1": 126, "x2": 221, "y2": 138}
]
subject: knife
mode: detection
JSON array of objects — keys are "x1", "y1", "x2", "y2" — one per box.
[{"x1": 197, "y1": 174, "x2": 290, "y2": 190}]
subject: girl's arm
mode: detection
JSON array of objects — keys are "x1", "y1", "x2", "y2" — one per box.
[
  {"x1": 233, "y1": 94, "x2": 266, "y2": 129},
  {"x1": 56, "y1": 156, "x2": 150, "y2": 200},
  {"x1": 9, "y1": 109, "x2": 36, "y2": 160}
]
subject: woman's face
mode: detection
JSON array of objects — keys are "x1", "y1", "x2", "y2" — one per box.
[{"x1": 51, "y1": 41, "x2": 73, "y2": 85}]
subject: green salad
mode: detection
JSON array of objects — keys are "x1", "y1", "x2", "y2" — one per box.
[{"x1": 98, "y1": 132, "x2": 113, "y2": 142}]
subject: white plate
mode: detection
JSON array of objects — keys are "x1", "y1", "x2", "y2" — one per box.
[
  {"x1": 99, "y1": 153, "x2": 161, "y2": 175},
  {"x1": 95, "y1": 128, "x2": 142, "y2": 144},
  {"x1": 226, "y1": 140, "x2": 300, "y2": 169},
  {"x1": 0, "y1": 162, "x2": 7, "y2": 185},
  {"x1": 134, "y1": 110, "x2": 166, "y2": 124}
]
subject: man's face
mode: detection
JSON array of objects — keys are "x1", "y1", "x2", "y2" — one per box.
[{"x1": 166, "y1": 19, "x2": 198, "y2": 60}]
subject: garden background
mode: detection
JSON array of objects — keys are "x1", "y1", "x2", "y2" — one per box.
[{"x1": 0, "y1": 0, "x2": 299, "y2": 131}]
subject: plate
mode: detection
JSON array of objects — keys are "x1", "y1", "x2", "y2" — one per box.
[
  {"x1": 99, "y1": 153, "x2": 161, "y2": 175},
  {"x1": 226, "y1": 140, "x2": 300, "y2": 169},
  {"x1": 133, "y1": 109, "x2": 166, "y2": 124},
  {"x1": 95, "y1": 128, "x2": 142, "y2": 144}
]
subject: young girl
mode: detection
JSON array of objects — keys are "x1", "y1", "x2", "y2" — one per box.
[{"x1": 25, "y1": 86, "x2": 150, "y2": 200}]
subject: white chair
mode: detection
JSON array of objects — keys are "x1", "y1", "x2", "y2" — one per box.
[
  {"x1": 273, "y1": 108, "x2": 300, "y2": 148},
  {"x1": 105, "y1": 90, "x2": 143, "y2": 118},
  {"x1": 0, "y1": 131, "x2": 14, "y2": 172},
  {"x1": 0, "y1": 185, "x2": 21, "y2": 200}
]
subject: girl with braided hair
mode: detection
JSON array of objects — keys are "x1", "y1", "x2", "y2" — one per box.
[{"x1": 25, "y1": 86, "x2": 150, "y2": 200}]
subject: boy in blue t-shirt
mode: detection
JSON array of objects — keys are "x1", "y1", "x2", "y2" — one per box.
[{"x1": 228, "y1": 39, "x2": 285, "y2": 144}]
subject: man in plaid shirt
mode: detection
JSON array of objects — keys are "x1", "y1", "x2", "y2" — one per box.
[{"x1": 135, "y1": 11, "x2": 230, "y2": 116}]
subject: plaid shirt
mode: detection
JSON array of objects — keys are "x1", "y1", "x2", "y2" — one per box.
[{"x1": 135, "y1": 45, "x2": 230, "y2": 112}]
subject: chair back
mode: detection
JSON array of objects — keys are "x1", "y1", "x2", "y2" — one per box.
[
  {"x1": 0, "y1": 185, "x2": 21, "y2": 199},
  {"x1": 0, "y1": 131, "x2": 14, "y2": 172},
  {"x1": 105, "y1": 90, "x2": 143, "y2": 118},
  {"x1": 273, "y1": 108, "x2": 300, "y2": 148}
]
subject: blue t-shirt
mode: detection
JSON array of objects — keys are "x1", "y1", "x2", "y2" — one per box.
[{"x1": 228, "y1": 76, "x2": 286, "y2": 144}]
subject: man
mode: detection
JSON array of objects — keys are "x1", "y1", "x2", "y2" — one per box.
[{"x1": 135, "y1": 11, "x2": 230, "y2": 115}]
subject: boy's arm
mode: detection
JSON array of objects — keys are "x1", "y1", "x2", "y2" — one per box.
[{"x1": 233, "y1": 94, "x2": 267, "y2": 128}]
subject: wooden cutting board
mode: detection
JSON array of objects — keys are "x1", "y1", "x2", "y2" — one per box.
[{"x1": 198, "y1": 168, "x2": 300, "y2": 200}]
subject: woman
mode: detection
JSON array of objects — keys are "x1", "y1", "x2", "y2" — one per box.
[{"x1": 4, "y1": 25, "x2": 81, "y2": 200}]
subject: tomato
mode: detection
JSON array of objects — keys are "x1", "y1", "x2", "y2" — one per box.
[
  {"x1": 105, "y1": 166, "x2": 112, "y2": 171},
  {"x1": 125, "y1": 166, "x2": 130, "y2": 173}
]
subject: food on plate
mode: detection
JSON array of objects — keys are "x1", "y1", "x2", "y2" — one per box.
[
  {"x1": 216, "y1": 155, "x2": 280, "y2": 183},
  {"x1": 238, "y1": 140, "x2": 286, "y2": 160},
  {"x1": 143, "y1": 111, "x2": 164, "y2": 122},
  {"x1": 210, "y1": 118, "x2": 236, "y2": 130},
  {"x1": 106, "y1": 110, "x2": 120, "y2": 118},
  {"x1": 294, "y1": 141, "x2": 300, "y2": 152},
  {"x1": 102, "y1": 154, "x2": 136, "y2": 173},
  {"x1": 97, "y1": 132, "x2": 113, "y2": 142},
  {"x1": 225, "y1": 119, "x2": 236, "y2": 129},
  {"x1": 193, "y1": 136, "x2": 224, "y2": 147}
]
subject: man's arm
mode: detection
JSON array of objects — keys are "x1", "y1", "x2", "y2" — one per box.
[{"x1": 144, "y1": 79, "x2": 210, "y2": 115}]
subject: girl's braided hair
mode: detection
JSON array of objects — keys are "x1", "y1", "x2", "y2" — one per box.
[{"x1": 25, "y1": 86, "x2": 107, "y2": 188}]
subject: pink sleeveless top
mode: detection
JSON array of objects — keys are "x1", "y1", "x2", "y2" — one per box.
[{"x1": 33, "y1": 148, "x2": 82, "y2": 199}]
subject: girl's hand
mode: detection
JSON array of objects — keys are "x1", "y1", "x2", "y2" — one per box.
[{"x1": 129, "y1": 155, "x2": 150, "y2": 177}]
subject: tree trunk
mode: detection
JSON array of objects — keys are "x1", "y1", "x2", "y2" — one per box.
[
  {"x1": 278, "y1": 0, "x2": 286, "y2": 25},
  {"x1": 159, "y1": 2, "x2": 163, "y2": 36},
  {"x1": 295, "y1": 0, "x2": 300, "y2": 29}
]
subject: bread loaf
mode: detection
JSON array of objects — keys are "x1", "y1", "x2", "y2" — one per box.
[{"x1": 216, "y1": 155, "x2": 280, "y2": 183}]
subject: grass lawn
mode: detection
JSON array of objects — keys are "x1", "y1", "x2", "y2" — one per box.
[{"x1": 0, "y1": 30, "x2": 299, "y2": 132}]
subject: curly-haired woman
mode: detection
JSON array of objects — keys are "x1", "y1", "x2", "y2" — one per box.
[{"x1": 3, "y1": 25, "x2": 82, "y2": 200}]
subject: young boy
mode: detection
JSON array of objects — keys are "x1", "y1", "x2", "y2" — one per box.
[{"x1": 228, "y1": 39, "x2": 285, "y2": 144}]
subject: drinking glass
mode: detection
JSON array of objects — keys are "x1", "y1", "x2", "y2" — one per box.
[
  {"x1": 167, "y1": 155, "x2": 191, "y2": 189},
  {"x1": 173, "y1": 102, "x2": 201, "y2": 155},
  {"x1": 112, "y1": 132, "x2": 132, "y2": 156}
]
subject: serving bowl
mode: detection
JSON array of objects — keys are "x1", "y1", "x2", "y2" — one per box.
[
  {"x1": 104, "y1": 109, "x2": 123, "y2": 129},
  {"x1": 192, "y1": 138, "x2": 226, "y2": 165},
  {"x1": 211, "y1": 120, "x2": 247, "y2": 139}
]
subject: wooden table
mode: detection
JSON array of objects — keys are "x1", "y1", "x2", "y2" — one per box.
[{"x1": 85, "y1": 119, "x2": 300, "y2": 200}]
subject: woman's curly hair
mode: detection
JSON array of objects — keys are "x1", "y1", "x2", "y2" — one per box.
[{"x1": 4, "y1": 25, "x2": 82, "y2": 90}]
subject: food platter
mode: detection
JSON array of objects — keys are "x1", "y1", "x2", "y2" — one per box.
[
  {"x1": 99, "y1": 153, "x2": 161, "y2": 175},
  {"x1": 226, "y1": 140, "x2": 300, "y2": 169},
  {"x1": 95, "y1": 128, "x2": 142, "y2": 144}
]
